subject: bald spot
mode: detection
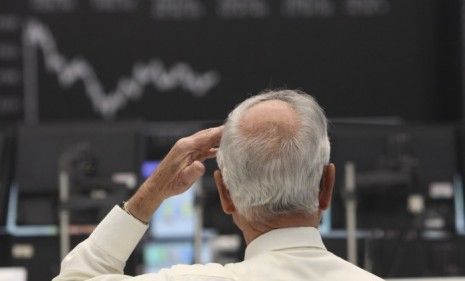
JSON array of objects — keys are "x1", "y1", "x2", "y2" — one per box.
[{"x1": 238, "y1": 100, "x2": 300, "y2": 145}]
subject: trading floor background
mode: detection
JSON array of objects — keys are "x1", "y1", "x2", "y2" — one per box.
[{"x1": 0, "y1": 0, "x2": 464, "y2": 280}]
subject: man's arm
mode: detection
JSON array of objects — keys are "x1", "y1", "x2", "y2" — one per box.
[{"x1": 53, "y1": 126, "x2": 223, "y2": 281}]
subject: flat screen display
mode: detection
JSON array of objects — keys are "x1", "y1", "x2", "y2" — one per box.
[
  {"x1": 143, "y1": 241, "x2": 212, "y2": 273},
  {"x1": 142, "y1": 160, "x2": 197, "y2": 239}
]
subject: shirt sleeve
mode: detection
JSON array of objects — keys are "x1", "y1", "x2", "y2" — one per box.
[{"x1": 52, "y1": 205, "x2": 151, "y2": 281}]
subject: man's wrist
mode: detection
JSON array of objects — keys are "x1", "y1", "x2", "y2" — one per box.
[
  {"x1": 125, "y1": 189, "x2": 165, "y2": 224},
  {"x1": 121, "y1": 201, "x2": 149, "y2": 225}
]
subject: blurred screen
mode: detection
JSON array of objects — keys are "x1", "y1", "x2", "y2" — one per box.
[
  {"x1": 141, "y1": 160, "x2": 160, "y2": 179},
  {"x1": 143, "y1": 242, "x2": 193, "y2": 273},
  {"x1": 143, "y1": 241, "x2": 213, "y2": 273},
  {"x1": 141, "y1": 160, "x2": 212, "y2": 273},
  {"x1": 152, "y1": 183, "x2": 197, "y2": 239},
  {"x1": 142, "y1": 160, "x2": 197, "y2": 238}
]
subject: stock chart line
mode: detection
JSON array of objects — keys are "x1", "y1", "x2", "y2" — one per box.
[{"x1": 22, "y1": 19, "x2": 221, "y2": 122}]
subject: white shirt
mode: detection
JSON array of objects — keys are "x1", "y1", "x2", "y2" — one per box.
[{"x1": 53, "y1": 206, "x2": 383, "y2": 281}]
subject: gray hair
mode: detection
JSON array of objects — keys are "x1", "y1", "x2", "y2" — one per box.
[{"x1": 216, "y1": 89, "x2": 331, "y2": 222}]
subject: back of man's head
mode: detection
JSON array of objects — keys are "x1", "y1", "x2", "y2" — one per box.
[{"x1": 217, "y1": 89, "x2": 331, "y2": 222}]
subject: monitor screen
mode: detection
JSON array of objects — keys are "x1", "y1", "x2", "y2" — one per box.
[
  {"x1": 152, "y1": 184, "x2": 197, "y2": 239},
  {"x1": 143, "y1": 242, "x2": 192, "y2": 273},
  {"x1": 141, "y1": 160, "x2": 160, "y2": 179},
  {"x1": 142, "y1": 160, "x2": 197, "y2": 239},
  {"x1": 141, "y1": 160, "x2": 213, "y2": 273},
  {"x1": 143, "y1": 241, "x2": 212, "y2": 273}
]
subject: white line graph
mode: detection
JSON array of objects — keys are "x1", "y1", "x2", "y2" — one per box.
[{"x1": 22, "y1": 19, "x2": 220, "y2": 121}]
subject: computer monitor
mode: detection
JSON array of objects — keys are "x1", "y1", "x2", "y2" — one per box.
[
  {"x1": 14, "y1": 122, "x2": 143, "y2": 225},
  {"x1": 141, "y1": 160, "x2": 213, "y2": 273},
  {"x1": 143, "y1": 241, "x2": 193, "y2": 273},
  {"x1": 141, "y1": 161, "x2": 160, "y2": 179},
  {"x1": 330, "y1": 123, "x2": 457, "y2": 232},
  {"x1": 141, "y1": 160, "x2": 197, "y2": 239},
  {"x1": 143, "y1": 240, "x2": 213, "y2": 273},
  {"x1": 152, "y1": 183, "x2": 197, "y2": 239}
]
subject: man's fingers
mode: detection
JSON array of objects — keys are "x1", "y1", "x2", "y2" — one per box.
[
  {"x1": 205, "y1": 147, "x2": 218, "y2": 159},
  {"x1": 196, "y1": 148, "x2": 218, "y2": 162},
  {"x1": 180, "y1": 161, "x2": 205, "y2": 188},
  {"x1": 174, "y1": 126, "x2": 223, "y2": 154},
  {"x1": 207, "y1": 147, "x2": 218, "y2": 158},
  {"x1": 191, "y1": 126, "x2": 224, "y2": 149},
  {"x1": 167, "y1": 126, "x2": 222, "y2": 194}
]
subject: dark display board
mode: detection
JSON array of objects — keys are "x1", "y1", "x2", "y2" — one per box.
[{"x1": 0, "y1": 0, "x2": 442, "y2": 122}]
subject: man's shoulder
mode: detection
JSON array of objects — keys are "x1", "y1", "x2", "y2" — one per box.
[
  {"x1": 224, "y1": 249, "x2": 384, "y2": 281},
  {"x1": 155, "y1": 252, "x2": 383, "y2": 281},
  {"x1": 325, "y1": 252, "x2": 384, "y2": 281}
]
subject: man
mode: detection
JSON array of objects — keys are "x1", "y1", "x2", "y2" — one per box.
[{"x1": 53, "y1": 90, "x2": 383, "y2": 280}]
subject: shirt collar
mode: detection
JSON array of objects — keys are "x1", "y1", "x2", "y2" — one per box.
[{"x1": 244, "y1": 227, "x2": 326, "y2": 260}]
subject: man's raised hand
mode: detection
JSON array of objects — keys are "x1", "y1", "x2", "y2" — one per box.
[{"x1": 125, "y1": 126, "x2": 223, "y2": 223}]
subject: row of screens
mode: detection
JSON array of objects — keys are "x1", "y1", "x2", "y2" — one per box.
[
  {"x1": 4, "y1": 123, "x2": 463, "y2": 272},
  {"x1": 9, "y1": 123, "x2": 461, "y2": 233}
]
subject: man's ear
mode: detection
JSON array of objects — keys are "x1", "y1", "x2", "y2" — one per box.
[
  {"x1": 214, "y1": 170, "x2": 236, "y2": 214},
  {"x1": 319, "y1": 163, "x2": 335, "y2": 210}
]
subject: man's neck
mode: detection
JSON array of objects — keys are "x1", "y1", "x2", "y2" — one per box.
[{"x1": 239, "y1": 212, "x2": 321, "y2": 245}]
